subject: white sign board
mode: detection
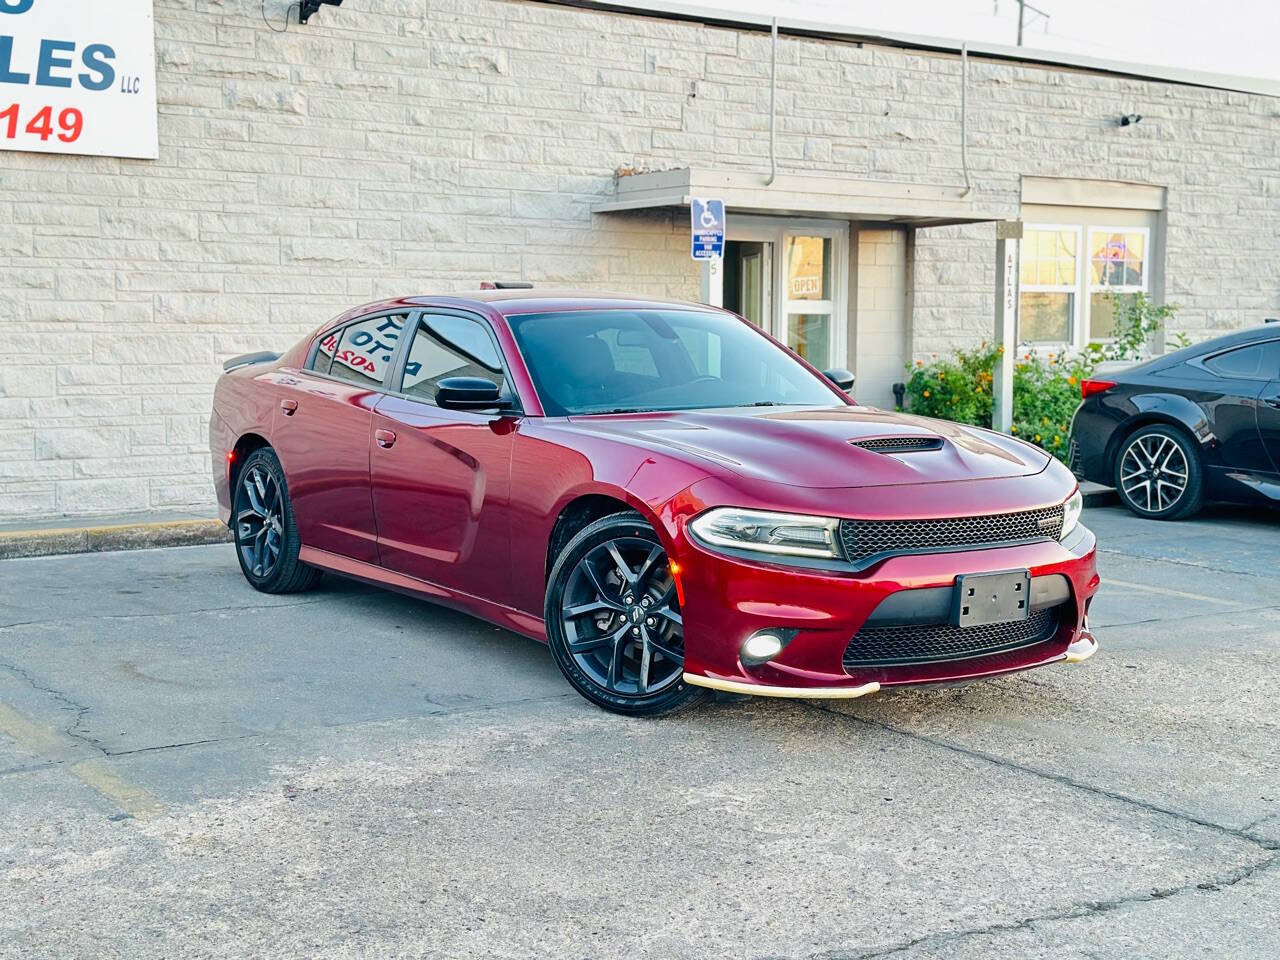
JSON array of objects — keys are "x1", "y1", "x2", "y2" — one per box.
[{"x1": 0, "y1": 0, "x2": 157, "y2": 160}]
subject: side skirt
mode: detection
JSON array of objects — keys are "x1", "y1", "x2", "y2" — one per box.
[{"x1": 297, "y1": 545, "x2": 547, "y2": 643}]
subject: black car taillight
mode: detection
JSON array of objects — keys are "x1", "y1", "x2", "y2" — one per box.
[{"x1": 1080, "y1": 378, "x2": 1116, "y2": 399}]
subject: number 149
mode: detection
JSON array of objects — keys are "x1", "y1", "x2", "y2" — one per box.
[{"x1": 0, "y1": 104, "x2": 84, "y2": 144}]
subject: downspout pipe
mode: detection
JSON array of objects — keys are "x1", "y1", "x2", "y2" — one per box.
[
  {"x1": 960, "y1": 42, "x2": 972, "y2": 197},
  {"x1": 765, "y1": 16, "x2": 778, "y2": 186}
]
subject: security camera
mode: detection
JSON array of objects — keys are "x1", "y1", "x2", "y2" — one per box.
[
  {"x1": 298, "y1": 0, "x2": 343, "y2": 24},
  {"x1": 1118, "y1": 114, "x2": 1143, "y2": 127}
]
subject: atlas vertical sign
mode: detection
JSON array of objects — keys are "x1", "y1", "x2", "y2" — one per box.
[{"x1": 0, "y1": 0, "x2": 157, "y2": 159}]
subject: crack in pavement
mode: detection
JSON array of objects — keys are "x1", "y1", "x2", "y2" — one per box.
[
  {"x1": 0, "y1": 595, "x2": 339, "y2": 631},
  {"x1": 0, "y1": 659, "x2": 105, "y2": 756},
  {"x1": 795, "y1": 854, "x2": 1279, "y2": 960},
  {"x1": 1097, "y1": 547, "x2": 1274, "y2": 581},
  {"x1": 785, "y1": 703, "x2": 1280, "y2": 960},
  {"x1": 0, "y1": 690, "x2": 578, "y2": 778},
  {"x1": 806, "y1": 703, "x2": 1278, "y2": 851},
  {"x1": 1090, "y1": 601, "x2": 1280, "y2": 629}
]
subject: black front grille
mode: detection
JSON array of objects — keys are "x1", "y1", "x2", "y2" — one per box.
[
  {"x1": 843, "y1": 606, "x2": 1061, "y2": 669},
  {"x1": 851, "y1": 436, "x2": 944, "y2": 453},
  {"x1": 838, "y1": 505, "x2": 1064, "y2": 565}
]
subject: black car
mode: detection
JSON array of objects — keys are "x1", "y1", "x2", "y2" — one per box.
[{"x1": 1070, "y1": 324, "x2": 1280, "y2": 520}]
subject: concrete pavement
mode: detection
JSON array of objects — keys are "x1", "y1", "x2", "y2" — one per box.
[{"x1": 0, "y1": 504, "x2": 1276, "y2": 959}]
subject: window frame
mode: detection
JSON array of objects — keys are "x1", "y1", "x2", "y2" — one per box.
[
  {"x1": 1018, "y1": 222, "x2": 1154, "y2": 351},
  {"x1": 1084, "y1": 225, "x2": 1151, "y2": 345},
  {"x1": 304, "y1": 309, "x2": 419, "y2": 393},
  {"x1": 1017, "y1": 223, "x2": 1084, "y2": 348},
  {"x1": 385, "y1": 308, "x2": 521, "y2": 414},
  {"x1": 719, "y1": 215, "x2": 849, "y2": 371}
]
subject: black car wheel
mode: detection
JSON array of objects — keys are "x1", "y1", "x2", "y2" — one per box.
[
  {"x1": 1114, "y1": 424, "x2": 1204, "y2": 520},
  {"x1": 545, "y1": 512, "x2": 706, "y2": 717},
  {"x1": 232, "y1": 447, "x2": 321, "y2": 593}
]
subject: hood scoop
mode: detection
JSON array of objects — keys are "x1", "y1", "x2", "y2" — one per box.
[{"x1": 851, "y1": 436, "x2": 945, "y2": 453}]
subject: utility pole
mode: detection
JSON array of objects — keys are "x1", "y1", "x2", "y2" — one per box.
[{"x1": 995, "y1": 1, "x2": 1050, "y2": 46}]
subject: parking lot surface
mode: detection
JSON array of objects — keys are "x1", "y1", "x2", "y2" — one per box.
[{"x1": 1, "y1": 505, "x2": 1276, "y2": 959}]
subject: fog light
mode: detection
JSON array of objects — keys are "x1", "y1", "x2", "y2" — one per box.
[
  {"x1": 742, "y1": 632, "x2": 788, "y2": 670},
  {"x1": 744, "y1": 633, "x2": 782, "y2": 659}
]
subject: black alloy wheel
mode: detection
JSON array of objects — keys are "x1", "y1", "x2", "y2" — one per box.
[
  {"x1": 231, "y1": 447, "x2": 321, "y2": 593},
  {"x1": 546, "y1": 512, "x2": 706, "y2": 716},
  {"x1": 1114, "y1": 423, "x2": 1204, "y2": 521}
]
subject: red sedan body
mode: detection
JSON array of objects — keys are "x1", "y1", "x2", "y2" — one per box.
[{"x1": 210, "y1": 292, "x2": 1098, "y2": 703}]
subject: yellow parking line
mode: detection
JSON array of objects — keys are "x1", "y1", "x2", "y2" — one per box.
[
  {"x1": 1103, "y1": 578, "x2": 1241, "y2": 606},
  {"x1": 0, "y1": 702, "x2": 164, "y2": 820},
  {"x1": 70, "y1": 758, "x2": 166, "y2": 820}
]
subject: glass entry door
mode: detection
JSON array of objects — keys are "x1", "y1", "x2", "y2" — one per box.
[
  {"x1": 709, "y1": 217, "x2": 848, "y2": 374},
  {"x1": 782, "y1": 233, "x2": 835, "y2": 370},
  {"x1": 723, "y1": 240, "x2": 771, "y2": 328}
]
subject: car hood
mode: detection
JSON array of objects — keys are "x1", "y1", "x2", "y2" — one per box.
[{"x1": 565, "y1": 405, "x2": 1050, "y2": 489}]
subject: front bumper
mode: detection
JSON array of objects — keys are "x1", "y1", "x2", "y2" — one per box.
[{"x1": 674, "y1": 523, "x2": 1100, "y2": 698}]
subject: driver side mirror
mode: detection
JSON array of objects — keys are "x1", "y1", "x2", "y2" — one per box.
[
  {"x1": 436, "y1": 377, "x2": 511, "y2": 411},
  {"x1": 822, "y1": 368, "x2": 855, "y2": 391}
]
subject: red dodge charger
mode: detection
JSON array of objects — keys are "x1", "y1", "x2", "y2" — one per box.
[{"x1": 210, "y1": 291, "x2": 1098, "y2": 716}]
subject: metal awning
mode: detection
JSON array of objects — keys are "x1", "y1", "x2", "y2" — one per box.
[{"x1": 592, "y1": 167, "x2": 1010, "y2": 228}]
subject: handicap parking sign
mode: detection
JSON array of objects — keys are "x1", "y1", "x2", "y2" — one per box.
[{"x1": 690, "y1": 198, "x2": 725, "y2": 261}]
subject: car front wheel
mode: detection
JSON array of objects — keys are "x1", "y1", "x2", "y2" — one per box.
[
  {"x1": 545, "y1": 512, "x2": 706, "y2": 717},
  {"x1": 1114, "y1": 424, "x2": 1204, "y2": 520}
]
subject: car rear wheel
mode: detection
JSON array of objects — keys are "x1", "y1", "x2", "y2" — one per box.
[
  {"x1": 1114, "y1": 424, "x2": 1204, "y2": 520},
  {"x1": 545, "y1": 512, "x2": 706, "y2": 717},
  {"x1": 232, "y1": 447, "x2": 321, "y2": 593}
]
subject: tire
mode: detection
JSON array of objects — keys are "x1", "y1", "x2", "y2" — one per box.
[
  {"x1": 545, "y1": 512, "x2": 707, "y2": 717},
  {"x1": 231, "y1": 447, "x2": 322, "y2": 593},
  {"x1": 1114, "y1": 423, "x2": 1204, "y2": 520}
]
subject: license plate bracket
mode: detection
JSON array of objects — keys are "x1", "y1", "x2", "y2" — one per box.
[{"x1": 952, "y1": 569, "x2": 1031, "y2": 628}]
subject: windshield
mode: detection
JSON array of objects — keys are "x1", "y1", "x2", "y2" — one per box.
[{"x1": 507, "y1": 309, "x2": 843, "y2": 416}]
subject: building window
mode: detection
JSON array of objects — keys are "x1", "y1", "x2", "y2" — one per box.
[
  {"x1": 1019, "y1": 227, "x2": 1079, "y2": 344},
  {"x1": 1087, "y1": 228, "x2": 1148, "y2": 341},
  {"x1": 1019, "y1": 224, "x2": 1150, "y2": 347}
]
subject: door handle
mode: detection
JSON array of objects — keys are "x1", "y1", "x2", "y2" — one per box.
[
  {"x1": 375, "y1": 428, "x2": 397, "y2": 449},
  {"x1": 1263, "y1": 397, "x2": 1280, "y2": 410},
  {"x1": 280, "y1": 399, "x2": 298, "y2": 416}
]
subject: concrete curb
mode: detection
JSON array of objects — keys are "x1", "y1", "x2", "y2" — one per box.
[
  {"x1": 1080, "y1": 482, "x2": 1119, "y2": 508},
  {"x1": 0, "y1": 518, "x2": 231, "y2": 560}
]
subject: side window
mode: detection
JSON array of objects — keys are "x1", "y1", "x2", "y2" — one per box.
[
  {"x1": 1203, "y1": 342, "x2": 1280, "y2": 381},
  {"x1": 312, "y1": 313, "x2": 410, "y2": 388},
  {"x1": 401, "y1": 314, "x2": 506, "y2": 404}
]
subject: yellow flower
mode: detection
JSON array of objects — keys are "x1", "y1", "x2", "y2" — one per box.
[
  {"x1": 998, "y1": 345, "x2": 1005, "y2": 354},
  {"x1": 1053, "y1": 435, "x2": 1061, "y2": 445},
  {"x1": 915, "y1": 359, "x2": 923, "y2": 368},
  {"x1": 1041, "y1": 416, "x2": 1049, "y2": 424},
  {"x1": 1034, "y1": 434, "x2": 1042, "y2": 442},
  {"x1": 923, "y1": 389, "x2": 931, "y2": 398},
  {"x1": 1068, "y1": 376, "x2": 1077, "y2": 387},
  {"x1": 1010, "y1": 425, "x2": 1017, "y2": 433}
]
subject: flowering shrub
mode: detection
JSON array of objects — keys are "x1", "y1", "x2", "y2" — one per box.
[{"x1": 902, "y1": 294, "x2": 1177, "y2": 462}]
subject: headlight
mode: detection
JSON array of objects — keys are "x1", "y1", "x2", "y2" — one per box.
[
  {"x1": 1060, "y1": 489, "x2": 1083, "y2": 540},
  {"x1": 689, "y1": 507, "x2": 841, "y2": 559}
]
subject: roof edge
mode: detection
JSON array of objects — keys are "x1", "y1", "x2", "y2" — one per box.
[{"x1": 540, "y1": 0, "x2": 1280, "y2": 99}]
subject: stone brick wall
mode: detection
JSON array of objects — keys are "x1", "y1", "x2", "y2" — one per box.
[{"x1": 2, "y1": 0, "x2": 1277, "y2": 521}]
